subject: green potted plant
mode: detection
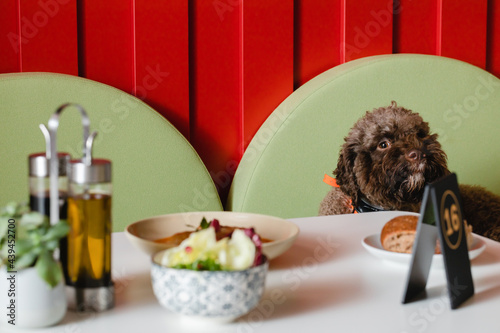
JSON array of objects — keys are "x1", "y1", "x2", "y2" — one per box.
[{"x1": 0, "y1": 201, "x2": 70, "y2": 328}]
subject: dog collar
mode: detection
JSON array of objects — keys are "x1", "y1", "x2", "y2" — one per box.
[
  {"x1": 355, "y1": 197, "x2": 386, "y2": 213},
  {"x1": 323, "y1": 174, "x2": 386, "y2": 214}
]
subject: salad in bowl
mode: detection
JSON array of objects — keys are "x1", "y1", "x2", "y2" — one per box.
[{"x1": 151, "y1": 218, "x2": 268, "y2": 323}]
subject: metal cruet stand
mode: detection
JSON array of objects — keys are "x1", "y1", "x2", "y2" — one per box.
[{"x1": 41, "y1": 103, "x2": 114, "y2": 312}]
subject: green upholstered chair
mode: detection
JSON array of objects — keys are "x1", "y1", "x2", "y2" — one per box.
[
  {"x1": 0, "y1": 72, "x2": 222, "y2": 231},
  {"x1": 227, "y1": 54, "x2": 500, "y2": 219}
]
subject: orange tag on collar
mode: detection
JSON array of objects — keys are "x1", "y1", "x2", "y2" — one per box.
[
  {"x1": 323, "y1": 174, "x2": 357, "y2": 213},
  {"x1": 323, "y1": 174, "x2": 339, "y2": 187}
]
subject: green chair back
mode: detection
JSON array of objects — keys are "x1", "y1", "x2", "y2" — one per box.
[
  {"x1": 227, "y1": 54, "x2": 500, "y2": 218},
  {"x1": 0, "y1": 73, "x2": 222, "y2": 231}
]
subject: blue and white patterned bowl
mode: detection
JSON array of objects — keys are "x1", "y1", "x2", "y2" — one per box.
[{"x1": 151, "y1": 251, "x2": 268, "y2": 323}]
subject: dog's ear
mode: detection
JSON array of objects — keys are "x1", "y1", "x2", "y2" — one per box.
[{"x1": 334, "y1": 142, "x2": 359, "y2": 203}]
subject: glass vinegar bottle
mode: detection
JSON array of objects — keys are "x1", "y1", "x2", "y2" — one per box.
[{"x1": 28, "y1": 152, "x2": 70, "y2": 219}]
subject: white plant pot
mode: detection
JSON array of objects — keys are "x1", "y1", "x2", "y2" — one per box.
[{"x1": 0, "y1": 266, "x2": 67, "y2": 328}]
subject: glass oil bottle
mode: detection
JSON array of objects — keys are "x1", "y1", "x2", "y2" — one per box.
[{"x1": 63, "y1": 133, "x2": 114, "y2": 312}]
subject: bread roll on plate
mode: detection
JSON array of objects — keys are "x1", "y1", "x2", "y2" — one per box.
[
  {"x1": 380, "y1": 215, "x2": 431, "y2": 254},
  {"x1": 380, "y1": 215, "x2": 474, "y2": 254}
]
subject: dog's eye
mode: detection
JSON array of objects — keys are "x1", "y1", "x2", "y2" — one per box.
[{"x1": 378, "y1": 141, "x2": 391, "y2": 149}]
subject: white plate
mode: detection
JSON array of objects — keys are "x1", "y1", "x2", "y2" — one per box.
[
  {"x1": 125, "y1": 211, "x2": 300, "y2": 260},
  {"x1": 361, "y1": 234, "x2": 486, "y2": 268}
]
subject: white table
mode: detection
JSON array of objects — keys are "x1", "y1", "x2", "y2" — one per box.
[{"x1": 3, "y1": 211, "x2": 500, "y2": 333}]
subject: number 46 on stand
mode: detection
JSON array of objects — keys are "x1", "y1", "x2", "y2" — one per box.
[{"x1": 402, "y1": 173, "x2": 474, "y2": 309}]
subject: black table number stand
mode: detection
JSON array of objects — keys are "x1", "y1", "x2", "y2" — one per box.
[{"x1": 402, "y1": 173, "x2": 474, "y2": 309}]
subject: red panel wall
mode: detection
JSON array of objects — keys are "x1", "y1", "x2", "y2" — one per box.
[
  {"x1": 343, "y1": 0, "x2": 393, "y2": 62},
  {"x1": 20, "y1": 0, "x2": 78, "y2": 74},
  {"x1": 439, "y1": 0, "x2": 488, "y2": 69},
  {"x1": 0, "y1": 1, "x2": 21, "y2": 73},
  {"x1": 1, "y1": 1, "x2": 499, "y2": 203},
  {"x1": 242, "y1": 1, "x2": 294, "y2": 147},
  {"x1": 294, "y1": 0, "x2": 342, "y2": 88},
  {"x1": 393, "y1": 0, "x2": 438, "y2": 54},
  {"x1": 190, "y1": 0, "x2": 242, "y2": 196},
  {"x1": 78, "y1": 0, "x2": 135, "y2": 93},
  {"x1": 487, "y1": 0, "x2": 500, "y2": 77},
  {"x1": 0, "y1": 0, "x2": 78, "y2": 74},
  {"x1": 135, "y1": 1, "x2": 190, "y2": 137}
]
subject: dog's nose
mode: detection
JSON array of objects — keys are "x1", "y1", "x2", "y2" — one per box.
[{"x1": 406, "y1": 149, "x2": 424, "y2": 162}]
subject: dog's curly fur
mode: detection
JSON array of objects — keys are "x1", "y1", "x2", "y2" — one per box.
[{"x1": 319, "y1": 102, "x2": 500, "y2": 242}]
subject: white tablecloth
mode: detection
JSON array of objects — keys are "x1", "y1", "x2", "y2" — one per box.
[{"x1": 3, "y1": 211, "x2": 500, "y2": 333}]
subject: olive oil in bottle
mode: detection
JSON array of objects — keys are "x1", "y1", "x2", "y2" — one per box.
[
  {"x1": 66, "y1": 193, "x2": 111, "y2": 288},
  {"x1": 63, "y1": 158, "x2": 114, "y2": 312}
]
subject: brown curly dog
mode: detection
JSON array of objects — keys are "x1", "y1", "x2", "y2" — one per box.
[{"x1": 319, "y1": 101, "x2": 500, "y2": 242}]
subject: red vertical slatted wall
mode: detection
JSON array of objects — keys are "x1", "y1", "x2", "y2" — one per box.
[
  {"x1": 393, "y1": 0, "x2": 438, "y2": 54},
  {"x1": 0, "y1": 0, "x2": 21, "y2": 73},
  {"x1": 294, "y1": 0, "x2": 342, "y2": 88},
  {"x1": 190, "y1": 0, "x2": 242, "y2": 197},
  {"x1": 343, "y1": 0, "x2": 393, "y2": 62},
  {"x1": 78, "y1": 0, "x2": 135, "y2": 94},
  {"x1": 135, "y1": 1, "x2": 190, "y2": 137},
  {"x1": 487, "y1": 0, "x2": 500, "y2": 77},
  {"x1": 241, "y1": 1, "x2": 294, "y2": 147},
  {"x1": 1, "y1": 0, "x2": 499, "y2": 203},
  {"x1": 439, "y1": 0, "x2": 488, "y2": 69},
  {"x1": 20, "y1": 0, "x2": 78, "y2": 74},
  {"x1": 0, "y1": 0, "x2": 78, "y2": 74}
]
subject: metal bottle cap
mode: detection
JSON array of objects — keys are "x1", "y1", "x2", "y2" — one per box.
[
  {"x1": 28, "y1": 152, "x2": 70, "y2": 177},
  {"x1": 69, "y1": 159, "x2": 111, "y2": 184}
]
